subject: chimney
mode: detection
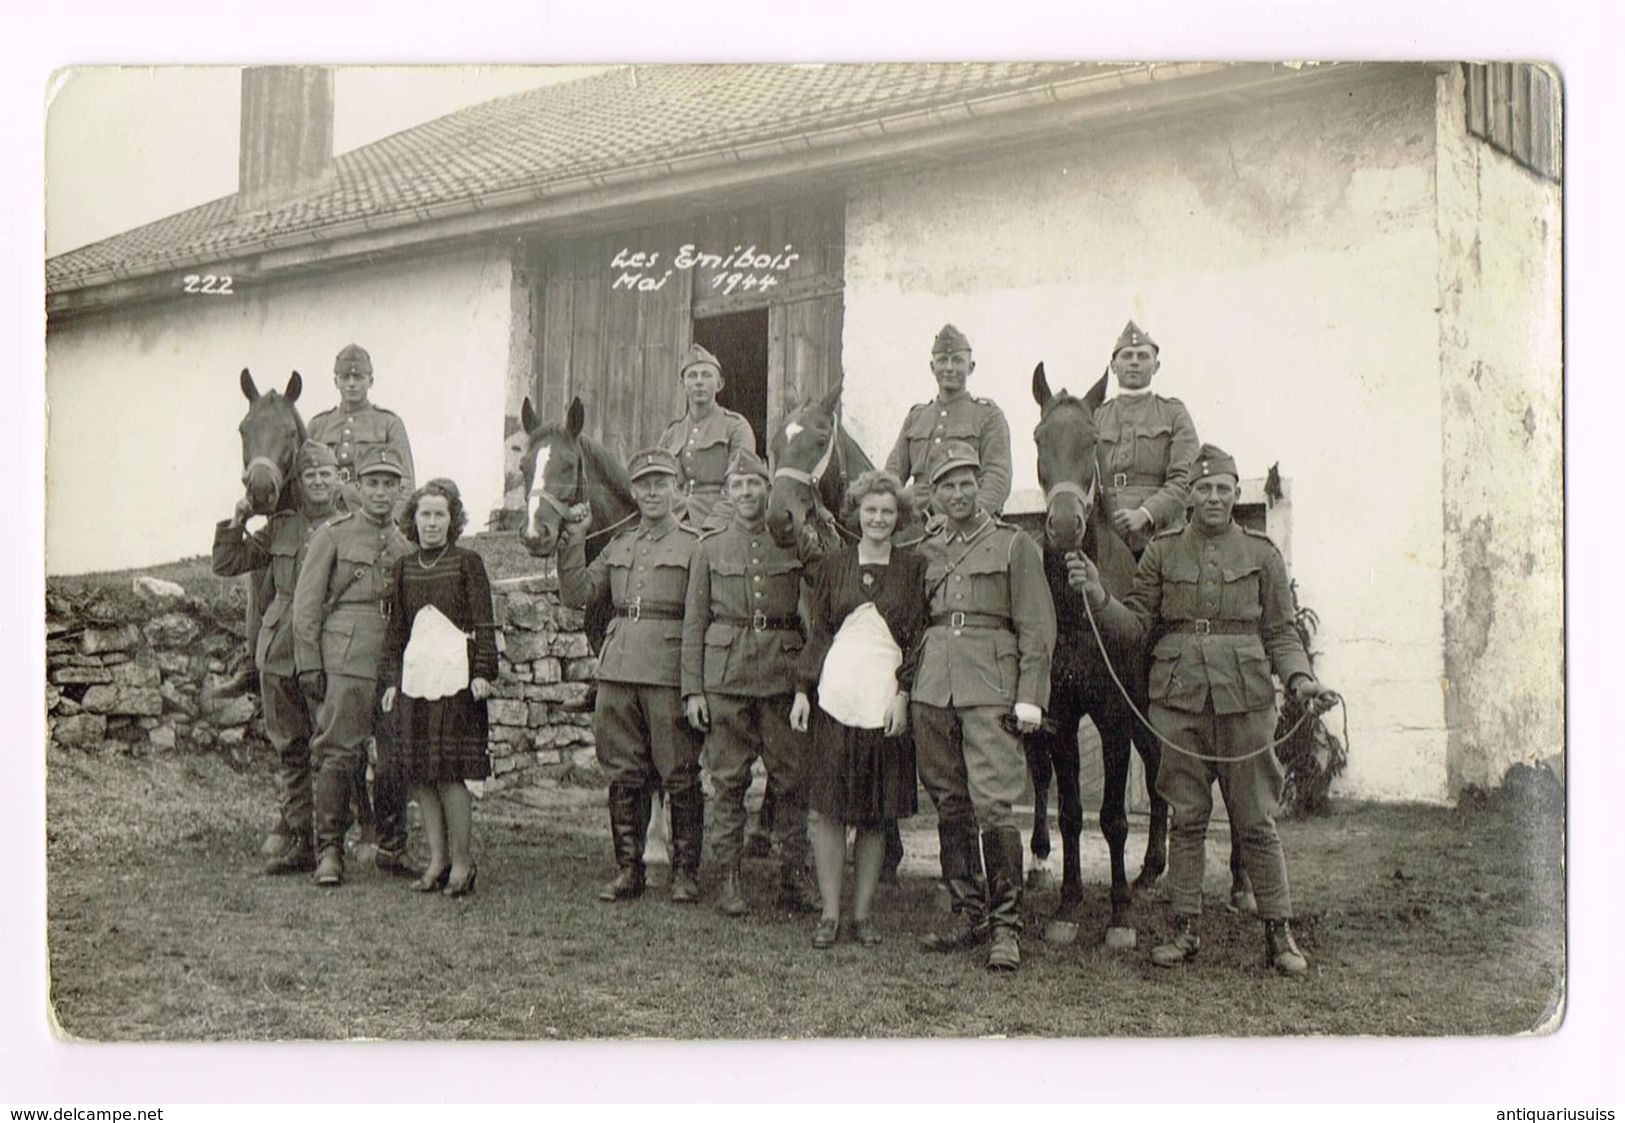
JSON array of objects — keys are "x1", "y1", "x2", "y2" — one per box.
[{"x1": 237, "y1": 66, "x2": 335, "y2": 212}]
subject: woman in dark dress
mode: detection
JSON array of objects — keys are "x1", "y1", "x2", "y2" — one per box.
[
  {"x1": 790, "y1": 470, "x2": 927, "y2": 948},
  {"x1": 381, "y1": 479, "x2": 497, "y2": 897}
]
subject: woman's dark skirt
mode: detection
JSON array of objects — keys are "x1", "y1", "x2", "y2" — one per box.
[
  {"x1": 395, "y1": 693, "x2": 492, "y2": 786},
  {"x1": 804, "y1": 710, "x2": 917, "y2": 827}
]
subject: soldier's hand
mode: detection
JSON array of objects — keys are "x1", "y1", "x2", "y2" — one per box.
[
  {"x1": 1111, "y1": 508, "x2": 1151, "y2": 537},
  {"x1": 1293, "y1": 678, "x2": 1339, "y2": 714},
  {"x1": 231, "y1": 497, "x2": 254, "y2": 527},
  {"x1": 298, "y1": 670, "x2": 326, "y2": 705},
  {"x1": 1013, "y1": 702, "x2": 1043, "y2": 735},
  {"x1": 789, "y1": 692, "x2": 811, "y2": 733},
  {"x1": 685, "y1": 693, "x2": 710, "y2": 733},
  {"x1": 1064, "y1": 551, "x2": 1106, "y2": 606},
  {"x1": 883, "y1": 691, "x2": 910, "y2": 738},
  {"x1": 923, "y1": 513, "x2": 947, "y2": 535},
  {"x1": 565, "y1": 502, "x2": 591, "y2": 524},
  {"x1": 380, "y1": 685, "x2": 397, "y2": 713},
  {"x1": 469, "y1": 677, "x2": 492, "y2": 701}
]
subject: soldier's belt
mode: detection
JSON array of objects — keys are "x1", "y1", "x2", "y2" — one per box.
[
  {"x1": 714, "y1": 612, "x2": 800, "y2": 632},
  {"x1": 1108, "y1": 473, "x2": 1166, "y2": 488},
  {"x1": 930, "y1": 612, "x2": 1013, "y2": 631},
  {"x1": 1164, "y1": 619, "x2": 1258, "y2": 636},
  {"x1": 615, "y1": 598, "x2": 685, "y2": 622}
]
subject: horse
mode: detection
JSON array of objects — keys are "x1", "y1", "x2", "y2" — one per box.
[
  {"x1": 235, "y1": 368, "x2": 307, "y2": 854},
  {"x1": 516, "y1": 395, "x2": 639, "y2": 656},
  {"x1": 1027, "y1": 362, "x2": 1169, "y2": 947},
  {"x1": 237, "y1": 368, "x2": 306, "y2": 515}
]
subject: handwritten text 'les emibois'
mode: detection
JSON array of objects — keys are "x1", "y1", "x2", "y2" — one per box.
[{"x1": 611, "y1": 244, "x2": 800, "y2": 296}]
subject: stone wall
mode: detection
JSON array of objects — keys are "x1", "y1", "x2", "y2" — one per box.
[
  {"x1": 46, "y1": 577, "x2": 267, "y2": 759},
  {"x1": 480, "y1": 573, "x2": 600, "y2": 793}
]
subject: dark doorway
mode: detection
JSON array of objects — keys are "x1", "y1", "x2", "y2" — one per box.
[{"x1": 692, "y1": 308, "x2": 770, "y2": 457}]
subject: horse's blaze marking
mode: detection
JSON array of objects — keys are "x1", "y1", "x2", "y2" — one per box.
[
  {"x1": 525, "y1": 446, "x2": 553, "y2": 534},
  {"x1": 784, "y1": 420, "x2": 804, "y2": 443}
]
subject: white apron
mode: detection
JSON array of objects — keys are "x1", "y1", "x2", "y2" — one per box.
[{"x1": 816, "y1": 602, "x2": 902, "y2": 730}]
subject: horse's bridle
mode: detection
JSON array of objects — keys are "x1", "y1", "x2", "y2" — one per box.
[
  {"x1": 772, "y1": 404, "x2": 852, "y2": 538},
  {"x1": 1041, "y1": 459, "x2": 1100, "y2": 549},
  {"x1": 242, "y1": 455, "x2": 286, "y2": 493}
]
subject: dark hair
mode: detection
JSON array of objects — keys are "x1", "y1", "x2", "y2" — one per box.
[
  {"x1": 843, "y1": 469, "x2": 913, "y2": 523},
  {"x1": 402, "y1": 477, "x2": 468, "y2": 545}
]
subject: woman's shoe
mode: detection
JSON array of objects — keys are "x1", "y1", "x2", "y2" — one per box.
[
  {"x1": 444, "y1": 864, "x2": 478, "y2": 898},
  {"x1": 412, "y1": 866, "x2": 451, "y2": 893},
  {"x1": 811, "y1": 917, "x2": 840, "y2": 949},
  {"x1": 852, "y1": 918, "x2": 882, "y2": 947}
]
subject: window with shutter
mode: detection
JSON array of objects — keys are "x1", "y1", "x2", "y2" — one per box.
[{"x1": 1464, "y1": 63, "x2": 1562, "y2": 183}]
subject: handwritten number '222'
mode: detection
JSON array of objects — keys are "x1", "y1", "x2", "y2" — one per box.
[{"x1": 182, "y1": 274, "x2": 234, "y2": 295}]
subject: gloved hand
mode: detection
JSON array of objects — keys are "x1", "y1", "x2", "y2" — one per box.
[{"x1": 298, "y1": 670, "x2": 326, "y2": 705}]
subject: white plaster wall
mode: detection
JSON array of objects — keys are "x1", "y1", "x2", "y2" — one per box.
[
  {"x1": 46, "y1": 245, "x2": 513, "y2": 575},
  {"x1": 1434, "y1": 69, "x2": 1564, "y2": 793},
  {"x1": 843, "y1": 75, "x2": 1449, "y2": 802}
]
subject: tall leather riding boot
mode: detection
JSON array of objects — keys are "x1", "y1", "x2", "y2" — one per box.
[
  {"x1": 983, "y1": 826, "x2": 1025, "y2": 971},
  {"x1": 918, "y1": 820, "x2": 988, "y2": 952},
  {"x1": 598, "y1": 783, "x2": 647, "y2": 902},
  {"x1": 667, "y1": 783, "x2": 704, "y2": 904}
]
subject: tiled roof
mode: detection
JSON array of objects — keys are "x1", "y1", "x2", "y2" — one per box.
[{"x1": 47, "y1": 62, "x2": 1104, "y2": 293}]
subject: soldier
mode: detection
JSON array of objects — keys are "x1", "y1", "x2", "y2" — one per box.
[
  {"x1": 212, "y1": 440, "x2": 341, "y2": 874},
  {"x1": 308, "y1": 343, "x2": 416, "y2": 514},
  {"x1": 885, "y1": 323, "x2": 1013, "y2": 521},
  {"x1": 682, "y1": 449, "x2": 819, "y2": 917},
  {"x1": 557, "y1": 448, "x2": 708, "y2": 905},
  {"x1": 307, "y1": 342, "x2": 416, "y2": 867},
  {"x1": 1067, "y1": 444, "x2": 1338, "y2": 977},
  {"x1": 1094, "y1": 320, "x2": 1201, "y2": 557},
  {"x1": 291, "y1": 446, "x2": 413, "y2": 887},
  {"x1": 912, "y1": 441, "x2": 1056, "y2": 972},
  {"x1": 657, "y1": 343, "x2": 756, "y2": 534}
]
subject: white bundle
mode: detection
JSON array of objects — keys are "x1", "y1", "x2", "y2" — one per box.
[
  {"x1": 401, "y1": 604, "x2": 471, "y2": 700},
  {"x1": 816, "y1": 603, "x2": 902, "y2": 730}
]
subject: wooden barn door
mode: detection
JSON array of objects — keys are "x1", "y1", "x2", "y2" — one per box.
[{"x1": 530, "y1": 192, "x2": 844, "y2": 463}]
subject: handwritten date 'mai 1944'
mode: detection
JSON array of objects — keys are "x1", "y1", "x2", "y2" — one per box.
[{"x1": 611, "y1": 243, "x2": 801, "y2": 295}]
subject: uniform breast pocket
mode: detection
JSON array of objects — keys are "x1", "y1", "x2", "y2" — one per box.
[
  {"x1": 1220, "y1": 565, "x2": 1263, "y2": 619},
  {"x1": 1162, "y1": 559, "x2": 1202, "y2": 618},
  {"x1": 649, "y1": 559, "x2": 691, "y2": 600}
]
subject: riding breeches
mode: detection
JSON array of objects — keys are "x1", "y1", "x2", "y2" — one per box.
[
  {"x1": 702, "y1": 692, "x2": 809, "y2": 869},
  {"x1": 912, "y1": 702, "x2": 1026, "y2": 831},
  {"x1": 261, "y1": 671, "x2": 314, "y2": 839},
  {"x1": 1150, "y1": 702, "x2": 1293, "y2": 920},
  {"x1": 309, "y1": 672, "x2": 379, "y2": 855},
  {"x1": 593, "y1": 682, "x2": 702, "y2": 794}
]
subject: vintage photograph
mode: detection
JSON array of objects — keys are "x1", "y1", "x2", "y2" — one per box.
[{"x1": 42, "y1": 60, "x2": 1563, "y2": 1041}]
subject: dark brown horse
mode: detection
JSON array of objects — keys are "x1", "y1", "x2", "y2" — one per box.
[
  {"x1": 237, "y1": 368, "x2": 306, "y2": 515},
  {"x1": 1029, "y1": 362, "x2": 1168, "y2": 946},
  {"x1": 516, "y1": 395, "x2": 638, "y2": 656}
]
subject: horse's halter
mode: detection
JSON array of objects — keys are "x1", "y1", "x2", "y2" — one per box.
[
  {"x1": 528, "y1": 443, "x2": 584, "y2": 526},
  {"x1": 771, "y1": 402, "x2": 841, "y2": 494},
  {"x1": 242, "y1": 455, "x2": 286, "y2": 494}
]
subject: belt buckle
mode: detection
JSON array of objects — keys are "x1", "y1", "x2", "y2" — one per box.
[
  {"x1": 949, "y1": 611, "x2": 966, "y2": 630},
  {"x1": 1112, "y1": 473, "x2": 1128, "y2": 488},
  {"x1": 1193, "y1": 618, "x2": 1211, "y2": 636},
  {"x1": 626, "y1": 597, "x2": 641, "y2": 623},
  {"x1": 751, "y1": 610, "x2": 768, "y2": 632}
]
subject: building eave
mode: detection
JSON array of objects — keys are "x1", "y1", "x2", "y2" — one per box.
[{"x1": 47, "y1": 61, "x2": 1445, "y2": 324}]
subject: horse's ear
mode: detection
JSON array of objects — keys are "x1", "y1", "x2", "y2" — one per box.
[
  {"x1": 1032, "y1": 362, "x2": 1052, "y2": 408},
  {"x1": 285, "y1": 371, "x2": 302, "y2": 403},
  {"x1": 566, "y1": 396, "x2": 585, "y2": 439},
  {"x1": 1083, "y1": 368, "x2": 1109, "y2": 414},
  {"x1": 240, "y1": 369, "x2": 259, "y2": 402},
  {"x1": 521, "y1": 397, "x2": 538, "y2": 434},
  {"x1": 818, "y1": 375, "x2": 844, "y2": 417}
]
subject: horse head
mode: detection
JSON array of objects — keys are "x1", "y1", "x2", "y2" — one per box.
[
  {"x1": 766, "y1": 377, "x2": 845, "y2": 549},
  {"x1": 238, "y1": 369, "x2": 305, "y2": 515},
  {"x1": 518, "y1": 396, "x2": 588, "y2": 557},
  {"x1": 1032, "y1": 362, "x2": 1108, "y2": 552}
]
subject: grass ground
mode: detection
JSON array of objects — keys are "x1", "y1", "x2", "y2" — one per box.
[{"x1": 45, "y1": 747, "x2": 1563, "y2": 1041}]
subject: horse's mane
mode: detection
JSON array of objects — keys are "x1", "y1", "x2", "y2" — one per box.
[{"x1": 535, "y1": 424, "x2": 635, "y2": 511}]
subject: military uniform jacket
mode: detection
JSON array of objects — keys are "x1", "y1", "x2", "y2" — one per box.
[
  {"x1": 308, "y1": 403, "x2": 415, "y2": 497},
  {"x1": 558, "y1": 518, "x2": 702, "y2": 688},
  {"x1": 680, "y1": 522, "x2": 816, "y2": 699},
  {"x1": 656, "y1": 407, "x2": 756, "y2": 531},
  {"x1": 1100, "y1": 521, "x2": 1313, "y2": 716},
  {"x1": 885, "y1": 394, "x2": 1013, "y2": 516},
  {"x1": 211, "y1": 509, "x2": 333, "y2": 676},
  {"x1": 1093, "y1": 393, "x2": 1200, "y2": 534},
  {"x1": 913, "y1": 516, "x2": 1056, "y2": 710},
  {"x1": 291, "y1": 510, "x2": 412, "y2": 681}
]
